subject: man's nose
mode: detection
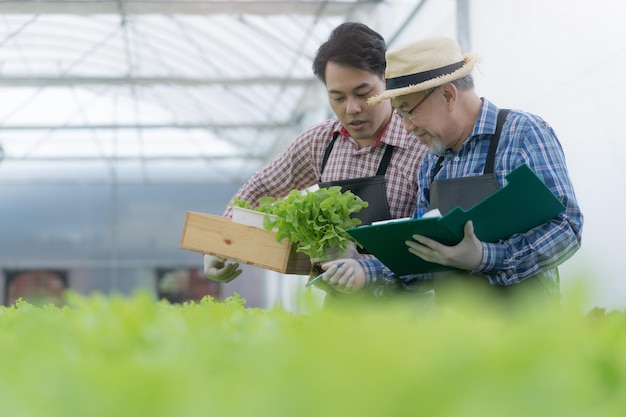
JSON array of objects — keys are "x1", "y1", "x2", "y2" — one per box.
[{"x1": 346, "y1": 96, "x2": 362, "y2": 114}]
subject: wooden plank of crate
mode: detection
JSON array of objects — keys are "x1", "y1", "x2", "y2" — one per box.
[{"x1": 179, "y1": 211, "x2": 310, "y2": 274}]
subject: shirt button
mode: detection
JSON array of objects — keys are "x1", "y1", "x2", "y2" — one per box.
[{"x1": 453, "y1": 156, "x2": 460, "y2": 162}]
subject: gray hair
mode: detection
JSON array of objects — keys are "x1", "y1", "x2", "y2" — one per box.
[{"x1": 451, "y1": 74, "x2": 474, "y2": 91}]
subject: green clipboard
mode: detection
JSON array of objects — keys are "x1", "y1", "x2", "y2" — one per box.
[{"x1": 347, "y1": 164, "x2": 566, "y2": 276}]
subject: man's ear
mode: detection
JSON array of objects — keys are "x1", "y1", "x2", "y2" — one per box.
[
  {"x1": 441, "y1": 83, "x2": 459, "y2": 111},
  {"x1": 441, "y1": 83, "x2": 457, "y2": 103}
]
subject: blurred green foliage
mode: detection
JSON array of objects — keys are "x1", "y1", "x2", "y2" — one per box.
[{"x1": 0, "y1": 289, "x2": 624, "y2": 417}]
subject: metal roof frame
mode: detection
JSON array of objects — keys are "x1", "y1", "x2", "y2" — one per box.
[{"x1": 0, "y1": 0, "x2": 384, "y2": 184}]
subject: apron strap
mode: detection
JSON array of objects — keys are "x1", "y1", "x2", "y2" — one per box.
[
  {"x1": 319, "y1": 132, "x2": 395, "y2": 180},
  {"x1": 433, "y1": 155, "x2": 445, "y2": 178},
  {"x1": 375, "y1": 144, "x2": 394, "y2": 176},
  {"x1": 431, "y1": 108, "x2": 510, "y2": 179},
  {"x1": 484, "y1": 109, "x2": 509, "y2": 174},
  {"x1": 319, "y1": 132, "x2": 340, "y2": 181}
]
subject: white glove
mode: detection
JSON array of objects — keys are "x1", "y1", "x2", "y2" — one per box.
[
  {"x1": 320, "y1": 259, "x2": 366, "y2": 294},
  {"x1": 406, "y1": 220, "x2": 483, "y2": 271},
  {"x1": 203, "y1": 255, "x2": 243, "y2": 283}
]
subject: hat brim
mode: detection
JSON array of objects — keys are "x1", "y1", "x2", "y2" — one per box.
[{"x1": 368, "y1": 53, "x2": 480, "y2": 105}]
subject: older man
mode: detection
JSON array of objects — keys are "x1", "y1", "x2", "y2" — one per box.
[{"x1": 320, "y1": 37, "x2": 583, "y2": 304}]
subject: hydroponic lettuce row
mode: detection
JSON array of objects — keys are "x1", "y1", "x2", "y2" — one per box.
[
  {"x1": 0, "y1": 290, "x2": 625, "y2": 417},
  {"x1": 231, "y1": 186, "x2": 368, "y2": 259}
]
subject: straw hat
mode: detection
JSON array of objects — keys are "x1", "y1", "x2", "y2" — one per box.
[{"x1": 368, "y1": 37, "x2": 480, "y2": 105}]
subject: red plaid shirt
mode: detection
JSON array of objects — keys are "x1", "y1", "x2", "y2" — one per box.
[{"x1": 225, "y1": 114, "x2": 427, "y2": 220}]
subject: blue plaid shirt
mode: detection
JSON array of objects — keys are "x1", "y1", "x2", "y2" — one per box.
[{"x1": 360, "y1": 99, "x2": 583, "y2": 295}]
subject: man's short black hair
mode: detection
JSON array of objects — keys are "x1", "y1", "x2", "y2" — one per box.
[{"x1": 312, "y1": 22, "x2": 386, "y2": 84}]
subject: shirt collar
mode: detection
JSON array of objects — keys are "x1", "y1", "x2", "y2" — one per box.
[
  {"x1": 468, "y1": 98, "x2": 499, "y2": 139},
  {"x1": 339, "y1": 119, "x2": 391, "y2": 148}
]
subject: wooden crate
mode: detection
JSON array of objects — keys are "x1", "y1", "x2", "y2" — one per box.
[{"x1": 179, "y1": 211, "x2": 311, "y2": 275}]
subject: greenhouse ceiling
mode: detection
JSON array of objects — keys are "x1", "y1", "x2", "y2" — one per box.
[{"x1": 0, "y1": 0, "x2": 428, "y2": 186}]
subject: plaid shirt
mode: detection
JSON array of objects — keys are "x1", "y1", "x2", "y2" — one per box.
[
  {"x1": 361, "y1": 99, "x2": 584, "y2": 293},
  {"x1": 225, "y1": 114, "x2": 427, "y2": 223}
]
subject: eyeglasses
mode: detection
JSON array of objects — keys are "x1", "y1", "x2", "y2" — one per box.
[{"x1": 395, "y1": 88, "x2": 436, "y2": 121}]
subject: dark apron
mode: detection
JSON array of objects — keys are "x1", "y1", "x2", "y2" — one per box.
[
  {"x1": 318, "y1": 133, "x2": 394, "y2": 226},
  {"x1": 318, "y1": 134, "x2": 394, "y2": 302}
]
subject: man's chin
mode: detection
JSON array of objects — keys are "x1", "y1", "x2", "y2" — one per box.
[
  {"x1": 429, "y1": 147, "x2": 445, "y2": 156},
  {"x1": 427, "y1": 138, "x2": 446, "y2": 155}
]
